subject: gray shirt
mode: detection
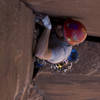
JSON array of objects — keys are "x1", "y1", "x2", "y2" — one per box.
[{"x1": 48, "y1": 34, "x2": 72, "y2": 64}]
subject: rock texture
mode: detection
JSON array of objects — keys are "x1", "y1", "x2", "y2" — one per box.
[
  {"x1": 35, "y1": 41, "x2": 100, "y2": 100},
  {"x1": 0, "y1": 1, "x2": 34, "y2": 100},
  {"x1": 0, "y1": 0, "x2": 100, "y2": 100},
  {"x1": 26, "y1": 0, "x2": 100, "y2": 37}
]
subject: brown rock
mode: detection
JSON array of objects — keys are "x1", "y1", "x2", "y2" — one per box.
[{"x1": 0, "y1": 1, "x2": 34, "y2": 100}]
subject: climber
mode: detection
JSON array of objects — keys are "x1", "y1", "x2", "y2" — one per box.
[{"x1": 35, "y1": 15, "x2": 87, "y2": 64}]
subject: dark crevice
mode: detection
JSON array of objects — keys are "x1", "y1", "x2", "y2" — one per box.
[{"x1": 86, "y1": 35, "x2": 100, "y2": 43}]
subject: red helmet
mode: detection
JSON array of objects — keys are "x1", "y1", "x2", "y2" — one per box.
[{"x1": 64, "y1": 19, "x2": 87, "y2": 45}]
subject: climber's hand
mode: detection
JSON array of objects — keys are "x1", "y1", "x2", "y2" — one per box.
[{"x1": 42, "y1": 16, "x2": 52, "y2": 30}]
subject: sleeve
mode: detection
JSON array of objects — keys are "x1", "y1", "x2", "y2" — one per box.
[{"x1": 48, "y1": 45, "x2": 72, "y2": 63}]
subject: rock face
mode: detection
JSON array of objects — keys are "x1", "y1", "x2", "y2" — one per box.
[
  {"x1": 0, "y1": 0, "x2": 100, "y2": 100},
  {"x1": 35, "y1": 41, "x2": 100, "y2": 100},
  {"x1": 26, "y1": 0, "x2": 100, "y2": 37},
  {"x1": 0, "y1": 1, "x2": 34, "y2": 100}
]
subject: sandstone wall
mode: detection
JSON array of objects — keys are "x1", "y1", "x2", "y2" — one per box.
[{"x1": 0, "y1": 1, "x2": 34, "y2": 100}]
